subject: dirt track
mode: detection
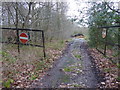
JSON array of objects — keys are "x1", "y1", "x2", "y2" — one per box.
[{"x1": 31, "y1": 38, "x2": 101, "y2": 88}]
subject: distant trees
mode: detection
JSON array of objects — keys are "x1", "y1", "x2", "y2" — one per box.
[{"x1": 2, "y1": 2, "x2": 78, "y2": 41}]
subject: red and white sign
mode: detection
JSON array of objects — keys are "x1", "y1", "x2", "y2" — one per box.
[{"x1": 19, "y1": 33, "x2": 28, "y2": 43}]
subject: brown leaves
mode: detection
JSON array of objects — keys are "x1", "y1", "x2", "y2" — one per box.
[
  {"x1": 2, "y1": 40, "x2": 67, "y2": 88},
  {"x1": 89, "y1": 48, "x2": 118, "y2": 88}
]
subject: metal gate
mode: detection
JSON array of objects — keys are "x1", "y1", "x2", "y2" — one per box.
[
  {"x1": 96, "y1": 25, "x2": 120, "y2": 64},
  {"x1": 0, "y1": 27, "x2": 46, "y2": 57}
]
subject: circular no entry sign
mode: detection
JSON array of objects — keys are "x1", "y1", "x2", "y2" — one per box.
[{"x1": 19, "y1": 33, "x2": 28, "y2": 44}]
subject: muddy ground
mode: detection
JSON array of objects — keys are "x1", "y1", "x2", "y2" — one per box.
[{"x1": 31, "y1": 38, "x2": 103, "y2": 88}]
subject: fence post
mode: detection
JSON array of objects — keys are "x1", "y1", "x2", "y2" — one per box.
[
  {"x1": 16, "y1": 29, "x2": 20, "y2": 54},
  {"x1": 42, "y1": 31, "x2": 46, "y2": 58}
]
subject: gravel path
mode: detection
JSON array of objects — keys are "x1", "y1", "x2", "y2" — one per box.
[{"x1": 31, "y1": 38, "x2": 100, "y2": 88}]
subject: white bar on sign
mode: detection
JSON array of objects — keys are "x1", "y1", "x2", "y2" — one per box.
[{"x1": 20, "y1": 37, "x2": 28, "y2": 40}]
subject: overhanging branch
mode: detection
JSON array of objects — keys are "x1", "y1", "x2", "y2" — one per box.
[{"x1": 105, "y1": 2, "x2": 120, "y2": 13}]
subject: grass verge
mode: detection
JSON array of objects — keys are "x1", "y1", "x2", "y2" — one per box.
[{"x1": 2, "y1": 39, "x2": 67, "y2": 88}]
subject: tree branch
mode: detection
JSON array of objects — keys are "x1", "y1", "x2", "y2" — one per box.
[{"x1": 105, "y1": 2, "x2": 120, "y2": 13}]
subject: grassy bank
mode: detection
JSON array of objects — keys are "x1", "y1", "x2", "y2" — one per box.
[{"x1": 1, "y1": 39, "x2": 67, "y2": 88}]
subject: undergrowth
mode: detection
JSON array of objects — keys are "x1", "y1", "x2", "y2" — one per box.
[{"x1": 2, "y1": 39, "x2": 67, "y2": 88}]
